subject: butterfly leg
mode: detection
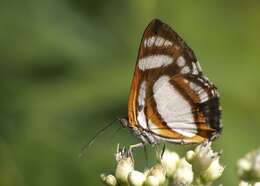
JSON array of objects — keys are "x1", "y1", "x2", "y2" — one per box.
[
  {"x1": 160, "y1": 143, "x2": 166, "y2": 159},
  {"x1": 154, "y1": 143, "x2": 166, "y2": 160},
  {"x1": 143, "y1": 145, "x2": 148, "y2": 167},
  {"x1": 116, "y1": 144, "x2": 131, "y2": 161},
  {"x1": 129, "y1": 142, "x2": 144, "y2": 159}
]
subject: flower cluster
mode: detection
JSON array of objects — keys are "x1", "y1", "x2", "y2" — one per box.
[
  {"x1": 237, "y1": 148, "x2": 260, "y2": 185},
  {"x1": 101, "y1": 141, "x2": 224, "y2": 186}
]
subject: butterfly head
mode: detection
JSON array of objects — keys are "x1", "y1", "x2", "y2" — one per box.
[{"x1": 118, "y1": 117, "x2": 130, "y2": 128}]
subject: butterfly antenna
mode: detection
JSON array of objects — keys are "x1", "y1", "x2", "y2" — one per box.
[
  {"x1": 79, "y1": 118, "x2": 118, "y2": 158},
  {"x1": 111, "y1": 126, "x2": 122, "y2": 140}
]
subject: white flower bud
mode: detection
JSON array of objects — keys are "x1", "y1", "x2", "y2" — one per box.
[
  {"x1": 186, "y1": 150, "x2": 195, "y2": 163},
  {"x1": 128, "y1": 170, "x2": 145, "y2": 186},
  {"x1": 239, "y1": 180, "x2": 252, "y2": 186},
  {"x1": 202, "y1": 157, "x2": 225, "y2": 182},
  {"x1": 252, "y1": 151, "x2": 260, "y2": 179},
  {"x1": 147, "y1": 164, "x2": 166, "y2": 185},
  {"x1": 100, "y1": 174, "x2": 117, "y2": 186},
  {"x1": 160, "y1": 149, "x2": 180, "y2": 177},
  {"x1": 115, "y1": 156, "x2": 134, "y2": 184},
  {"x1": 237, "y1": 149, "x2": 260, "y2": 182},
  {"x1": 254, "y1": 182, "x2": 260, "y2": 186},
  {"x1": 238, "y1": 158, "x2": 252, "y2": 178},
  {"x1": 172, "y1": 158, "x2": 193, "y2": 186},
  {"x1": 191, "y1": 141, "x2": 219, "y2": 174},
  {"x1": 145, "y1": 176, "x2": 159, "y2": 186}
]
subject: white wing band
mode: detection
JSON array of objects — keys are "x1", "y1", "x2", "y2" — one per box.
[{"x1": 138, "y1": 55, "x2": 173, "y2": 71}]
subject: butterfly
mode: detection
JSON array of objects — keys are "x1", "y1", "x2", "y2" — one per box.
[{"x1": 119, "y1": 19, "x2": 222, "y2": 152}]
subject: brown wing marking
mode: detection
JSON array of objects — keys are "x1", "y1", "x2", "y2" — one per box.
[
  {"x1": 170, "y1": 75, "x2": 217, "y2": 139},
  {"x1": 128, "y1": 64, "x2": 141, "y2": 128},
  {"x1": 138, "y1": 19, "x2": 197, "y2": 63}
]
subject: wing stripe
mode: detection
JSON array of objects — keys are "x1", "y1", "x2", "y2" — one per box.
[
  {"x1": 152, "y1": 75, "x2": 198, "y2": 137},
  {"x1": 138, "y1": 55, "x2": 173, "y2": 71}
]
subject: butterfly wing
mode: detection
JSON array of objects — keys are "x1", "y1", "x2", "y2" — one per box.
[{"x1": 128, "y1": 19, "x2": 222, "y2": 143}]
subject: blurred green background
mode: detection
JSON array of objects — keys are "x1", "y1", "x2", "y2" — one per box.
[{"x1": 1, "y1": 0, "x2": 260, "y2": 185}]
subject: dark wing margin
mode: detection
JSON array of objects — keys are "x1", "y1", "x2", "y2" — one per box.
[{"x1": 138, "y1": 19, "x2": 197, "y2": 62}]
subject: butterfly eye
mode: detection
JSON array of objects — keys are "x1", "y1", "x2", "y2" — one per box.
[{"x1": 119, "y1": 118, "x2": 129, "y2": 128}]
